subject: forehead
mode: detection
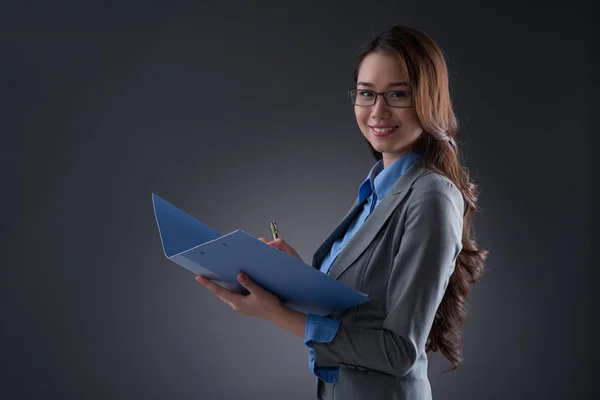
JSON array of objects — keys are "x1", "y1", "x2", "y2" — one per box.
[{"x1": 356, "y1": 52, "x2": 408, "y2": 85}]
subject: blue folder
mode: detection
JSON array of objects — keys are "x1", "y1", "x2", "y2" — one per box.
[{"x1": 152, "y1": 193, "x2": 369, "y2": 316}]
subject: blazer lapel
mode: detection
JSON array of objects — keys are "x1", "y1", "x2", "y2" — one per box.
[
  {"x1": 327, "y1": 160, "x2": 430, "y2": 280},
  {"x1": 311, "y1": 196, "x2": 366, "y2": 269}
]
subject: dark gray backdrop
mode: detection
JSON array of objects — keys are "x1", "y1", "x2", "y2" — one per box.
[{"x1": 1, "y1": 1, "x2": 593, "y2": 399}]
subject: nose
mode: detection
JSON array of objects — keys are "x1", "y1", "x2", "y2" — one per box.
[{"x1": 370, "y1": 94, "x2": 391, "y2": 119}]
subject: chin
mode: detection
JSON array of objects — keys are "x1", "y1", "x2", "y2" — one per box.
[
  {"x1": 372, "y1": 144, "x2": 412, "y2": 157},
  {"x1": 370, "y1": 145, "x2": 389, "y2": 154},
  {"x1": 369, "y1": 140, "x2": 401, "y2": 152}
]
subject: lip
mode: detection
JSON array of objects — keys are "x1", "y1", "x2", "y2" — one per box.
[{"x1": 370, "y1": 125, "x2": 398, "y2": 137}]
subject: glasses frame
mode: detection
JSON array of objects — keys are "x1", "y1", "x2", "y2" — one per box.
[{"x1": 347, "y1": 88, "x2": 413, "y2": 108}]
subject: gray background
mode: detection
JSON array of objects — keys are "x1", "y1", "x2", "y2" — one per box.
[{"x1": 1, "y1": 1, "x2": 593, "y2": 399}]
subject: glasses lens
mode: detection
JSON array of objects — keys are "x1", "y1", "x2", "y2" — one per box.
[
  {"x1": 385, "y1": 90, "x2": 412, "y2": 107},
  {"x1": 350, "y1": 90, "x2": 376, "y2": 106}
]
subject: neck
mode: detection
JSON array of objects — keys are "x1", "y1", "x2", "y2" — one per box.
[{"x1": 382, "y1": 148, "x2": 413, "y2": 168}]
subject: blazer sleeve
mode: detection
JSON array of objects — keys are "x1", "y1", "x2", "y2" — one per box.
[{"x1": 312, "y1": 178, "x2": 464, "y2": 378}]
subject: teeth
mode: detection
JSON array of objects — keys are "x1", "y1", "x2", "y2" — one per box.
[{"x1": 373, "y1": 127, "x2": 396, "y2": 133}]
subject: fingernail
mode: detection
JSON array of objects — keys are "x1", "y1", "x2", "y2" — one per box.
[{"x1": 238, "y1": 273, "x2": 246, "y2": 282}]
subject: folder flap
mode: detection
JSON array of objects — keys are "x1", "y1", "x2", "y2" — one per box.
[{"x1": 152, "y1": 193, "x2": 222, "y2": 257}]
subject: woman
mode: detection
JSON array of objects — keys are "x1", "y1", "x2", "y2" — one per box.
[{"x1": 196, "y1": 24, "x2": 488, "y2": 399}]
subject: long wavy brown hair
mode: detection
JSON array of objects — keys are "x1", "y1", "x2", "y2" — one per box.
[{"x1": 353, "y1": 25, "x2": 488, "y2": 373}]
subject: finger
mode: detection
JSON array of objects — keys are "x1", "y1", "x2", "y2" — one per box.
[
  {"x1": 216, "y1": 294, "x2": 235, "y2": 309},
  {"x1": 196, "y1": 276, "x2": 239, "y2": 303},
  {"x1": 268, "y1": 239, "x2": 283, "y2": 249},
  {"x1": 259, "y1": 238, "x2": 284, "y2": 252},
  {"x1": 237, "y1": 272, "x2": 261, "y2": 294}
]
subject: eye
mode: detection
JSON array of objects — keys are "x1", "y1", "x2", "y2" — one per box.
[
  {"x1": 358, "y1": 90, "x2": 374, "y2": 97},
  {"x1": 389, "y1": 91, "x2": 410, "y2": 98}
]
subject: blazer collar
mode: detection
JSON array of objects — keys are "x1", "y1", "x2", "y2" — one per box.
[{"x1": 312, "y1": 158, "x2": 431, "y2": 280}]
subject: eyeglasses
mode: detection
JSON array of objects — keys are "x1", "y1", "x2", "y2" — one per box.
[{"x1": 348, "y1": 89, "x2": 413, "y2": 108}]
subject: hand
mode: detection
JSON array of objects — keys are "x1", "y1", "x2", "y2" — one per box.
[
  {"x1": 195, "y1": 272, "x2": 284, "y2": 320},
  {"x1": 257, "y1": 237, "x2": 303, "y2": 261}
]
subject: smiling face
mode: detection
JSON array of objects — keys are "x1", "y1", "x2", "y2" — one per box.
[{"x1": 354, "y1": 51, "x2": 423, "y2": 168}]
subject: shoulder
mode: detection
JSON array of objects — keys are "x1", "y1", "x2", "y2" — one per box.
[{"x1": 409, "y1": 168, "x2": 464, "y2": 210}]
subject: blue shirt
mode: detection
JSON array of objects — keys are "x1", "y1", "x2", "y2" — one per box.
[{"x1": 303, "y1": 151, "x2": 422, "y2": 383}]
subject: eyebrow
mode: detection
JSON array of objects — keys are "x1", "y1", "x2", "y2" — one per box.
[{"x1": 356, "y1": 81, "x2": 408, "y2": 88}]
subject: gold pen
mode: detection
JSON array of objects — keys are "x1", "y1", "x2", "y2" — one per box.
[{"x1": 269, "y1": 221, "x2": 279, "y2": 241}]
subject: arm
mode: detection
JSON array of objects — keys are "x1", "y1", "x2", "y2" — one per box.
[
  {"x1": 269, "y1": 306, "x2": 307, "y2": 338},
  {"x1": 311, "y1": 180, "x2": 464, "y2": 378}
]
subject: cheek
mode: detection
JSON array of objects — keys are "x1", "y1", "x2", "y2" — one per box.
[
  {"x1": 392, "y1": 108, "x2": 411, "y2": 121},
  {"x1": 394, "y1": 109, "x2": 421, "y2": 129},
  {"x1": 354, "y1": 107, "x2": 370, "y2": 126}
]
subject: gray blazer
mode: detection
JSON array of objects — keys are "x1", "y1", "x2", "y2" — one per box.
[{"x1": 311, "y1": 159, "x2": 464, "y2": 400}]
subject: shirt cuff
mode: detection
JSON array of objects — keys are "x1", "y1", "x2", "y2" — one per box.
[{"x1": 304, "y1": 314, "x2": 341, "y2": 348}]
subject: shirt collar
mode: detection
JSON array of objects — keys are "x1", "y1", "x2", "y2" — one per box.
[{"x1": 358, "y1": 151, "x2": 422, "y2": 203}]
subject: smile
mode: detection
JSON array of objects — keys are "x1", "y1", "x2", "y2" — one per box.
[{"x1": 370, "y1": 126, "x2": 398, "y2": 137}]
